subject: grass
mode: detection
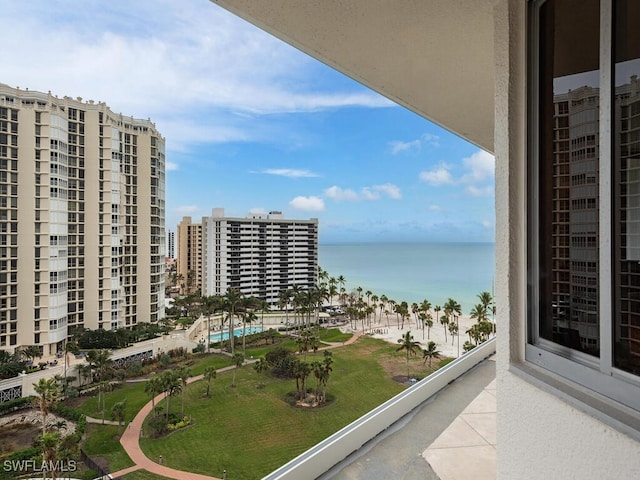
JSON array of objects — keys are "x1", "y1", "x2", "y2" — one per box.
[
  {"x1": 139, "y1": 337, "x2": 406, "y2": 479},
  {"x1": 122, "y1": 470, "x2": 173, "y2": 480},
  {"x1": 82, "y1": 423, "x2": 134, "y2": 472},
  {"x1": 76, "y1": 381, "x2": 149, "y2": 423},
  {"x1": 316, "y1": 327, "x2": 353, "y2": 343}
]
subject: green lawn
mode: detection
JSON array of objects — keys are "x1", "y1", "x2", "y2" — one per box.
[
  {"x1": 82, "y1": 423, "x2": 134, "y2": 472},
  {"x1": 76, "y1": 381, "x2": 149, "y2": 423},
  {"x1": 316, "y1": 327, "x2": 353, "y2": 343},
  {"x1": 139, "y1": 337, "x2": 406, "y2": 480},
  {"x1": 122, "y1": 470, "x2": 172, "y2": 480}
]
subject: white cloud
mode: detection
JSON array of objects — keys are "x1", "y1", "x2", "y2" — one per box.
[
  {"x1": 374, "y1": 183, "x2": 402, "y2": 199},
  {"x1": 166, "y1": 161, "x2": 179, "y2": 171},
  {"x1": 429, "y1": 204, "x2": 442, "y2": 211},
  {"x1": 466, "y1": 185, "x2": 494, "y2": 197},
  {"x1": 260, "y1": 168, "x2": 320, "y2": 178},
  {"x1": 325, "y1": 184, "x2": 401, "y2": 201},
  {"x1": 289, "y1": 196, "x2": 325, "y2": 211},
  {"x1": 419, "y1": 164, "x2": 455, "y2": 185},
  {"x1": 1, "y1": 1, "x2": 394, "y2": 150},
  {"x1": 389, "y1": 139, "x2": 421, "y2": 155},
  {"x1": 482, "y1": 220, "x2": 493, "y2": 228},
  {"x1": 389, "y1": 133, "x2": 440, "y2": 154},
  {"x1": 325, "y1": 186, "x2": 359, "y2": 201},
  {"x1": 419, "y1": 150, "x2": 494, "y2": 197},
  {"x1": 461, "y1": 150, "x2": 495, "y2": 183}
]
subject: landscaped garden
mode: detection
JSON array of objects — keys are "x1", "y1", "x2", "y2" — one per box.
[
  {"x1": 0, "y1": 326, "x2": 449, "y2": 480},
  {"x1": 131, "y1": 335, "x2": 444, "y2": 479}
]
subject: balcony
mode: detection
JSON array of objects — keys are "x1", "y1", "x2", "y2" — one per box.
[{"x1": 264, "y1": 338, "x2": 496, "y2": 480}]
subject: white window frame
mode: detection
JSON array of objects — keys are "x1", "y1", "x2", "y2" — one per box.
[{"x1": 527, "y1": 0, "x2": 640, "y2": 418}]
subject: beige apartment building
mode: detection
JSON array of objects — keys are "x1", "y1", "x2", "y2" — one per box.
[
  {"x1": 176, "y1": 216, "x2": 202, "y2": 295},
  {"x1": 0, "y1": 84, "x2": 165, "y2": 356},
  {"x1": 177, "y1": 208, "x2": 318, "y2": 305}
]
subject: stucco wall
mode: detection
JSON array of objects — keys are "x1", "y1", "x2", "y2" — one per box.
[{"x1": 495, "y1": 0, "x2": 640, "y2": 478}]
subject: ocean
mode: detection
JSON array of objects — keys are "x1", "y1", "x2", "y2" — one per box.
[{"x1": 318, "y1": 242, "x2": 495, "y2": 316}]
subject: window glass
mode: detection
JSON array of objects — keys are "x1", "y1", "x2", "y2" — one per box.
[
  {"x1": 537, "y1": 0, "x2": 601, "y2": 356},
  {"x1": 614, "y1": 0, "x2": 640, "y2": 374}
]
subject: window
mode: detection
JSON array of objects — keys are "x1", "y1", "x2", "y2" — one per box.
[{"x1": 529, "y1": 0, "x2": 640, "y2": 413}]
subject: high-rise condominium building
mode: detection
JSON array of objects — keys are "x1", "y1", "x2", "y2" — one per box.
[
  {"x1": 201, "y1": 208, "x2": 318, "y2": 305},
  {"x1": 177, "y1": 208, "x2": 318, "y2": 305},
  {"x1": 0, "y1": 84, "x2": 165, "y2": 356},
  {"x1": 176, "y1": 216, "x2": 202, "y2": 295}
]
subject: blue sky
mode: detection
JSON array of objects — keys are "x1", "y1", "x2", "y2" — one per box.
[{"x1": 2, "y1": 0, "x2": 495, "y2": 244}]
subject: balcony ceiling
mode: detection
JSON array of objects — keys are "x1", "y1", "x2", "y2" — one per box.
[{"x1": 211, "y1": 0, "x2": 496, "y2": 152}]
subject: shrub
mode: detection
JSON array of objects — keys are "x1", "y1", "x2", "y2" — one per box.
[
  {"x1": 0, "y1": 396, "x2": 33, "y2": 415},
  {"x1": 167, "y1": 416, "x2": 191, "y2": 431},
  {"x1": 265, "y1": 346, "x2": 292, "y2": 368},
  {"x1": 7, "y1": 447, "x2": 41, "y2": 462},
  {"x1": 64, "y1": 386, "x2": 79, "y2": 399},
  {"x1": 127, "y1": 361, "x2": 143, "y2": 376}
]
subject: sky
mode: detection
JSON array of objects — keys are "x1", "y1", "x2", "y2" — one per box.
[{"x1": 2, "y1": 0, "x2": 495, "y2": 244}]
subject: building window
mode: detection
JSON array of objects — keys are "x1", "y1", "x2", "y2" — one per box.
[{"x1": 528, "y1": 0, "x2": 640, "y2": 413}]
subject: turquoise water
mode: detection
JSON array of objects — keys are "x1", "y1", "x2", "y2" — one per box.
[
  {"x1": 318, "y1": 242, "x2": 495, "y2": 316},
  {"x1": 209, "y1": 326, "x2": 264, "y2": 343}
]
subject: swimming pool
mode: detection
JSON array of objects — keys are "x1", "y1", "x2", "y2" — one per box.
[{"x1": 208, "y1": 326, "x2": 264, "y2": 343}]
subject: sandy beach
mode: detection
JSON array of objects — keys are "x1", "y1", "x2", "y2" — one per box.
[{"x1": 338, "y1": 313, "x2": 482, "y2": 359}]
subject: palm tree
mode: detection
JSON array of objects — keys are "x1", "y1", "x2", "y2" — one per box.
[
  {"x1": 440, "y1": 314, "x2": 449, "y2": 343},
  {"x1": 40, "y1": 431, "x2": 62, "y2": 480},
  {"x1": 98, "y1": 380, "x2": 113, "y2": 423},
  {"x1": 253, "y1": 358, "x2": 269, "y2": 388},
  {"x1": 78, "y1": 364, "x2": 92, "y2": 387},
  {"x1": 291, "y1": 359, "x2": 312, "y2": 401},
  {"x1": 477, "y1": 291, "x2": 493, "y2": 316},
  {"x1": 396, "y1": 331, "x2": 421, "y2": 380},
  {"x1": 177, "y1": 366, "x2": 191, "y2": 417},
  {"x1": 33, "y1": 377, "x2": 61, "y2": 435},
  {"x1": 422, "y1": 341, "x2": 441, "y2": 369},
  {"x1": 433, "y1": 305, "x2": 442, "y2": 333},
  {"x1": 86, "y1": 348, "x2": 113, "y2": 384},
  {"x1": 259, "y1": 299, "x2": 269, "y2": 335},
  {"x1": 320, "y1": 350, "x2": 334, "y2": 404},
  {"x1": 448, "y1": 321, "x2": 459, "y2": 345},
  {"x1": 62, "y1": 341, "x2": 79, "y2": 389},
  {"x1": 145, "y1": 375, "x2": 164, "y2": 410},
  {"x1": 201, "y1": 294, "x2": 220, "y2": 354},
  {"x1": 111, "y1": 399, "x2": 127, "y2": 427},
  {"x1": 231, "y1": 352, "x2": 244, "y2": 387},
  {"x1": 420, "y1": 299, "x2": 432, "y2": 333},
  {"x1": 278, "y1": 288, "x2": 292, "y2": 327},
  {"x1": 224, "y1": 288, "x2": 244, "y2": 354},
  {"x1": 203, "y1": 366, "x2": 217, "y2": 397},
  {"x1": 470, "y1": 303, "x2": 488, "y2": 322},
  {"x1": 161, "y1": 370, "x2": 181, "y2": 421},
  {"x1": 412, "y1": 302, "x2": 420, "y2": 327},
  {"x1": 242, "y1": 309, "x2": 257, "y2": 354}
]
